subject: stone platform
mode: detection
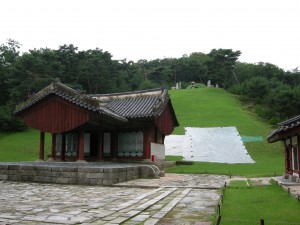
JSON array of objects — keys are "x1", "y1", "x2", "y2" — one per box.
[{"x1": 0, "y1": 161, "x2": 161, "y2": 186}]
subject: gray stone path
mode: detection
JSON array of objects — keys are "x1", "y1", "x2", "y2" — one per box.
[{"x1": 0, "y1": 174, "x2": 228, "y2": 225}]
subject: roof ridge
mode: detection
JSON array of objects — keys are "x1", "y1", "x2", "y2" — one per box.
[
  {"x1": 88, "y1": 87, "x2": 164, "y2": 97},
  {"x1": 15, "y1": 82, "x2": 128, "y2": 122},
  {"x1": 277, "y1": 115, "x2": 300, "y2": 126}
]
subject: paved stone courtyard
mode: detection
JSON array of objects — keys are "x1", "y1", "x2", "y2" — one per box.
[{"x1": 0, "y1": 174, "x2": 228, "y2": 225}]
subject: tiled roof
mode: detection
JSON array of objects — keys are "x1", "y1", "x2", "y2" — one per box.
[
  {"x1": 15, "y1": 82, "x2": 178, "y2": 125},
  {"x1": 89, "y1": 88, "x2": 169, "y2": 119},
  {"x1": 14, "y1": 82, "x2": 128, "y2": 122},
  {"x1": 267, "y1": 115, "x2": 300, "y2": 143}
]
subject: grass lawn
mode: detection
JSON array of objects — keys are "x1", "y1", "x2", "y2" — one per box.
[
  {"x1": 219, "y1": 180, "x2": 300, "y2": 225},
  {"x1": 166, "y1": 88, "x2": 283, "y2": 177},
  {"x1": 0, "y1": 129, "x2": 51, "y2": 162}
]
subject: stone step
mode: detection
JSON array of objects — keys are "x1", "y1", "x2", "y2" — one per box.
[
  {"x1": 83, "y1": 187, "x2": 178, "y2": 224},
  {"x1": 122, "y1": 188, "x2": 192, "y2": 225}
]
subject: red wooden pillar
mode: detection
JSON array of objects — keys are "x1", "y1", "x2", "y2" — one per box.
[
  {"x1": 297, "y1": 135, "x2": 300, "y2": 178},
  {"x1": 144, "y1": 128, "x2": 151, "y2": 160},
  {"x1": 289, "y1": 138, "x2": 293, "y2": 175},
  {"x1": 78, "y1": 130, "x2": 85, "y2": 161},
  {"x1": 51, "y1": 133, "x2": 56, "y2": 159},
  {"x1": 288, "y1": 146, "x2": 293, "y2": 175},
  {"x1": 39, "y1": 131, "x2": 45, "y2": 161},
  {"x1": 61, "y1": 133, "x2": 66, "y2": 161},
  {"x1": 98, "y1": 129, "x2": 103, "y2": 161},
  {"x1": 112, "y1": 130, "x2": 118, "y2": 160},
  {"x1": 284, "y1": 140, "x2": 289, "y2": 174}
]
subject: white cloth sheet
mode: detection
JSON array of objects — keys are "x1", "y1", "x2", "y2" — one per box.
[{"x1": 165, "y1": 127, "x2": 255, "y2": 164}]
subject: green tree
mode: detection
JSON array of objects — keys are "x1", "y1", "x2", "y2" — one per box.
[
  {"x1": 78, "y1": 49, "x2": 117, "y2": 93},
  {"x1": 266, "y1": 86, "x2": 300, "y2": 119},
  {"x1": 138, "y1": 80, "x2": 158, "y2": 90},
  {"x1": 242, "y1": 76, "x2": 269, "y2": 100},
  {"x1": 207, "y1": 48, "x2": 241, "y2": 88},
  {"x1": 177, "y1": 52, "x2": 211, "y2": 85},
  {"x1": 56, "y1": 44, "x2": 80, "y2": 84},
  {"x1": 0, "y1": 39, "x2": 21, "y2": 105},
  {"x1": 9, "y1": 48, "x2": 61, "y2": 103}
]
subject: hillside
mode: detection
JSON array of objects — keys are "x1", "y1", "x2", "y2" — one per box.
[
  {"x1": 0, "y1": 88, "x2": 283, "y2": 177},
  {"x1": 168, "y1": 88, "x2": 283, "y2": 177},
  {"x1": 0, "y1": 130, "x2": 51, "y2": 162}
]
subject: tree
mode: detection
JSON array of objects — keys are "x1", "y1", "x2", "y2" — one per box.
[
  {"x1": 207, "y1": 49, "x2": 241, "y2": 88},
  {"x1": 115, "y1": 60, "x2": 143, "y2": 91},
  {"x1": 8, "y1": 48, "x2": 61, "y2": 104},
  {"x1": 266, "y1": 86, "x2": 300, "y2": 119},
  {"x1": 0, "y1": 39, "x2": 21, "y2": 105},
  {"x1": 78, "y1": 49, "x2": 117, "y2": 93},
  {"x1": 241, "y1": 76, "x2": 269, "y2": 100},
  {"x1": 56, "y1": 44, "x2": 80, "y2": 84}
]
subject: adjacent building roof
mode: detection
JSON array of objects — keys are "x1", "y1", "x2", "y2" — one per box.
[
  {"x1": 267, "y1": 115, "x2": 300, "y2": 143},
  {"x1": 89, "y1": 88, "x2": 170, "y2": 119},
  {"x1": 15, "y1": 81, "x2": 179, "y2": 126}
]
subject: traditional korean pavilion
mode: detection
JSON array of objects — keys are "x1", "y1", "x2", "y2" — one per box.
[
  {"x1": 268, "y1": 115, "x2": 300, "y2": 181},
  {"x1": 15, "y1": 82, "x2": 179, "y2": 162}
]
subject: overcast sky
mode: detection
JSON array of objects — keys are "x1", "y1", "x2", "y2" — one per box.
[{"x1": 1, "y1": 0, "x2": 299, "y2": 71}]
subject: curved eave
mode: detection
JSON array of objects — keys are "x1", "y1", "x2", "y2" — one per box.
[
  {"x1": 268, "y1": 124, "x2": 300, "y2": 143},
  {"x1": 267, "y1": 132, "x2": 281, "y2": 143},
  {"x1": 15, "y1": 92, "x2": 98, "y2": 114},
  {"x1": 15, "y1": 90, "x2": 127, "y2": 123},
  {"x1": 154, "y1": 97, "x2": 179, "y2": 127}
]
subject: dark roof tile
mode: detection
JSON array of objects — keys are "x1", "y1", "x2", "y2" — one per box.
[
  {"x1": 15, "y1": 82, "x2": 178, "y2": 126},
  {"x1": 268, "y1": 114, "x2": 300, "y2": 143},
  {"x1": 15, "y1": 82, "x2": 128, "y2": 122},
  {"x1": 106, "y1": 96, "x2": 159, "y2": 118}
]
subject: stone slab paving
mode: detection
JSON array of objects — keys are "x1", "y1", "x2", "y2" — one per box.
[
  {"x1": 114, "y1": 173, "x2": 228, "y2": 189},
  {"x1": 0, "y1": 174, "x2": 228, "y2": 225}
]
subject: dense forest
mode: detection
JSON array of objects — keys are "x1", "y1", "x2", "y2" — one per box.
[{"x1": 1, "y1": 39, "x2": 300, "y2": 131}]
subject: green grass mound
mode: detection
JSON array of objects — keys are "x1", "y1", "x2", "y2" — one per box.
[
  {"x1": 0, "y1": 129, "x2": 51, "y2": 162},
  {"x1": 186, "y1": 83, "x2": 206, "y2": 89},
  {"x1": 167, "y1": 88, "x2": 283, "y2": 177}
]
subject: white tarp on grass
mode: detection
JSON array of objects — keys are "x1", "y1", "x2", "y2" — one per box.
[{"x1": 165, "y1": 127, "x2": 255, "y2": 164}]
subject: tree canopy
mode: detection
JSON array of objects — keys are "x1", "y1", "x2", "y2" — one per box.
[{"x1": 0, "y1": 39, "x2": 299, "y2": 131}]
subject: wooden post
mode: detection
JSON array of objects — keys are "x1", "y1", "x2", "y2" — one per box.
[
  {"x1": 284, "y1": 140, "x2": 289, "y2": 174},
  {"x1": 78, "y1": 130, "x2": 85, "y2": 161},
  {"x1": 289, "y1": 144, "x2": 293, "y2": 175},
  {"x1": 260, "y1": 219, "x2": 265, "y2": 225},
  {"x1": 112, "y1": 130, "x2": 118, "y2": 160},
  {"x1": 297, "y1": 135, "x2": 300, "y2": 178},
  {"x1": 288, "y1": 137, "x2": 293, "y2": 175},
  {"x1": 98, "y1": 129, "x2": 103, "y2": 161},
  {"x1": 51, "y1": 133, "x2": 56, "y2": 159},
  {"x1": 144, "y1": 129, "x2": 150, "y2": 160},
  {"x1": 39, "y1": 131, "x2": 45, "y2": 161},
  {"x1": 61, "y1": 133, "x2": 66, "y2": 161}
]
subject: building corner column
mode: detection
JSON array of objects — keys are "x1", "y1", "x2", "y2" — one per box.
[
  {"x1": 297, "y1": 135, "x2": 300, "y2": 178},
  {"x1": 39, "y1": 131, "x2": 45, "y2": 161},
  {"x1": 61, "y1": 133, "x2": 66, "y2": 161},
  {"x1": 78, "y1": 129, "x2": 85, "y2": 162},
  {"x1": 289, "y1": 138, "x2": 293, "y2": 175},
  {"x1": 112, "y1": 130, "x2": 118, "y2": 161},
  {"x1": 143, "y1": 128, "x2": 151, "y2": 160},
  {"x1": 98, "y1": 129, "x2": 103, "y2": 161},
  {"x1": 50, "y1": 133, "x2": 56, "y2": 160}
]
